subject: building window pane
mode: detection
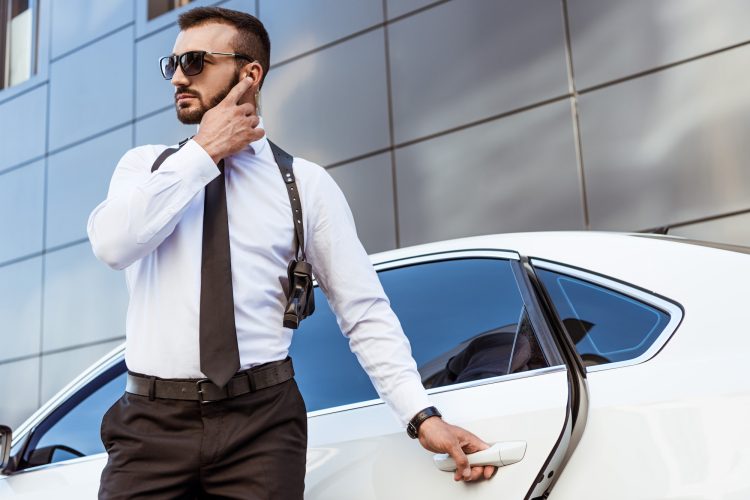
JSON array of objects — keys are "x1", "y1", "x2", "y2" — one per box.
[
  {"x1": 1, "y1": 0, "x2": 38, "y2": 90},
  {"x1": 148, "y1": 0, "x2": 193, "y2": 21}
]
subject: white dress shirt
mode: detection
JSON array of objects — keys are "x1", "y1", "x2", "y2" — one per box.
[{"x1": 87, "y1": 123, "x2": 430, "y2": 425}]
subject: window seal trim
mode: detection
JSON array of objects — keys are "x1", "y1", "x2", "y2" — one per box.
[
  {"x1": 372, "y1": 248, "x2": 520, "y2": 270},
  {"x1": 306, "y1": 365, "x2": 567, "y2": 420},
  {"x1": 509, "y1": 260, "x2": 564, "y2": 367},
  {"x1": 530, "y1": 258, "x2": 684, "y2": 372}
]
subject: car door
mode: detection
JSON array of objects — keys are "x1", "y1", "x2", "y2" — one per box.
[
  {"x1": 0, "y1": 357, "x2": 126, "y2": 499},
  {"x1": 292, "y1": 249, "x2": 585, "y2": 500}
]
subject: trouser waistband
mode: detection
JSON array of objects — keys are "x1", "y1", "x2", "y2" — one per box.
[{"x1": 125, "y1": 357, "x2": 294, "y2": 402}]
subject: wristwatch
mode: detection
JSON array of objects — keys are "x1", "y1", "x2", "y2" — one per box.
[{"x1": 406, "y1": 406, "x2": 442, "y2": 439}]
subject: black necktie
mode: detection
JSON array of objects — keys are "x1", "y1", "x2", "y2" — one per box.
[{"x1": 199, "y1": 160, "x2": 240, "y2": 387}]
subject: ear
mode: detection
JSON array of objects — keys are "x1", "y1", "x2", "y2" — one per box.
[{"x1": 240, "y1": 61, "x2": 264, "y2": 91}]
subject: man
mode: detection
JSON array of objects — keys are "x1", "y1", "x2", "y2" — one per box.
[{"x1": 88, "y1": 6, "x2": 495, "y2": 499}]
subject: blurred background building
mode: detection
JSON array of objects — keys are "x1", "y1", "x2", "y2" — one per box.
[{"x1": 1, "y1": 0, "x2": 749, "y2": 427}]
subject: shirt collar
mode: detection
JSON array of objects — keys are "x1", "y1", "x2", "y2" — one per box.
[{"x1": 194, "y1": 115, "x2": 267, "y2": 155}]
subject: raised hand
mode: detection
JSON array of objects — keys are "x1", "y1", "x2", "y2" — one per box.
[{"x1": 193, "y1": 76, "x2": 265, "y2": 164}]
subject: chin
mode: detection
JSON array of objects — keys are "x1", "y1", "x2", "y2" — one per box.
[{"x1": 176, "y1": 105, "x2": 204, "y2": 125}]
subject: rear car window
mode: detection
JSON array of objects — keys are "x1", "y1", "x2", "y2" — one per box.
[{"x1": 536, "y1": 268, "x2": 671, "y2": 367}]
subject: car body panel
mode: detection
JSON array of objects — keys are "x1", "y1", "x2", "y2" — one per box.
[
  {"x1": 2, "y1": 232, "x2": 749, "y2": 499},
  {"x1": 304, "y1": 368, "x2": 569, "y2": 499},
  {"x1": 0, "y1": 455, "x2": 103, "y2": 498}
]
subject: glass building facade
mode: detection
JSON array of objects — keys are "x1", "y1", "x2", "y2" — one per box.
[{"x1": 1, "y1": 0, "x2": 750, "y2": 428}]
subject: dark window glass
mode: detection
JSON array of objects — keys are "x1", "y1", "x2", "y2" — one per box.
[
  {"x1": 148, "y1": 0, "x2": 193, "y2": 20},
  {"x1": 1, "y1": 0, "x2": 38, "y2": 89},
  {"x1": 291, "y1": 258, "x2": 548, "y2": 412},
  {"x1": 536, "y1": 268, "x2": 671, "y2": 367},
  {"x1": 20, "y1": 362, "x2": 126, "y2": 468}
]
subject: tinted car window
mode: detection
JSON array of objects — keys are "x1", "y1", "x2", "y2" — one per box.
[
  {"x1": 536, "y1": 268, "x2": 671, "y2": 366},
  {"x1": 20, "y1": 362, "x2": 126, "y2": 469},
  {"x1": 291, "y1": 258, "x2": 547, "y2": 412}
]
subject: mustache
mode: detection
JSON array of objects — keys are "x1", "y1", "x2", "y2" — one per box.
[{"x1": 174, "y1": 87, "x2": 201, "y2": 99}]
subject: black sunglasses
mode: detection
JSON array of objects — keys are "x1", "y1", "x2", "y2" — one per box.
[{"x1": 159, "y1": 51, "x2": 253, "y2": 80}]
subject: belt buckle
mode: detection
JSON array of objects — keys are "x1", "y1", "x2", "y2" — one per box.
[{"x1": 196, "y1": 378, "x2": 214, "y2": 403}]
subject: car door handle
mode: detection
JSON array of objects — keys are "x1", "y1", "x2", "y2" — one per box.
[{"x1": 433, "y1": 441, "x2": 527, "y2": 471}]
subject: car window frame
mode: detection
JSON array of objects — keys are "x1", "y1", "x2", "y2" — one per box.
[
  {"x1": 305, "y1": 249, "x2": 568, "y2": 420},
  {"x1": 7, "y1": 353, "x2": 126, "y2": 474},
  {"x1": 530, "y1": 258, "x2": 684, "y2": 372}
]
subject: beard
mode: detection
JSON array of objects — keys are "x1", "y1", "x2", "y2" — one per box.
[{"x1": 175, "y1": 71, "x2": 240, "y2": 124}]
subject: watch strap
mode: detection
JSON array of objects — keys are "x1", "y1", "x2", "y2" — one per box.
[{"x1": 407, "y1": 406, "x2": 442, "y2": 439}]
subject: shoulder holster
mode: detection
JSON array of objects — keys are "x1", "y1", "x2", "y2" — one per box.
[{"x1": 150, "y1": 138, "x2": 315, "y2": 329}]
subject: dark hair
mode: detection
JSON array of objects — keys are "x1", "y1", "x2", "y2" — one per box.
[{"x1": 178, "y1": 6, "x2": 271, "y2": 88}]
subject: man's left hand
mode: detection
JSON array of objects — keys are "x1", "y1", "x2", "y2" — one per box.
[{"x1": 417, "y1": 417, "x2": 497, "y2": 482}]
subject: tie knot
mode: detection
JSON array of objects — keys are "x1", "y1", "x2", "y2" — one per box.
[{"x1": 217, "y1": 159, "x2": 226, "y2": 174}]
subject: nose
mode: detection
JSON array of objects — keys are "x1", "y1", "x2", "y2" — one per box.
[{"x1": 171, "y1": 63, "x2": 189, "y2": 88}]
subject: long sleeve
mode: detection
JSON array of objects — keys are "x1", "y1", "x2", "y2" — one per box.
[
  {"x1": 87, "y1": 140, "x2": 220, "y2": 270},
  {"x1": 304, "y1": 164, "x2": 431, "y2": 426}
]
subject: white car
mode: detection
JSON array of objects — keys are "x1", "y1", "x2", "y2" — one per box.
[{"x1": 1, "y1": 232, "x2": 749, "y2": 499}]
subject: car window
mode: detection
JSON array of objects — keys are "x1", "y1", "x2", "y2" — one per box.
[
  {"x1": 291, "y1": 258, "x2": 548, "y2": 412},
  {"x1": 19, "y1": 362, "x2": 126, "y2": 469},
  {"x1": 535, "y1": 268, "x2": 671, "y2": 367}
]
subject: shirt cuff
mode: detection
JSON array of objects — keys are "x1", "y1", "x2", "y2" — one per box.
[
  {"x1": 389, "y1": 377, "x2": 433, "y2": 427},
  {"x1": 177, "y1": 139, "x2": 221, "y2": 185}
]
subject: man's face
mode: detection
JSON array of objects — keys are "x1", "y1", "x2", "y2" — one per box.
[{"x1": 170, "y1": 23, "x2": 243, "y2": 124}]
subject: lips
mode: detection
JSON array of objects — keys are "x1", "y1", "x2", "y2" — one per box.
[{"x1": 175, "y1": 93, "x2": 198, "y2": 103}]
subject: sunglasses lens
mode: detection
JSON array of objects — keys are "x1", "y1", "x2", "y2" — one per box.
[
  {"x1": 181, "y1": 51, "x2": 203, "y2": 76},
  {"x1": 160, "y1": 56, "x2": 176, "y2": 79}
]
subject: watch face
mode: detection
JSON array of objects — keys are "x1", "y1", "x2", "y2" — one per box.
[{"x1": 407, "y1": 422, "x2": 418, "y2": 439}]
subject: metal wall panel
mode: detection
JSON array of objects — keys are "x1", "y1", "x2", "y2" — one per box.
[
  {"x1": 670, "y1": 213, "x2": 750, "y2": 248},
  {"x1": 0, "y1": 85, "x2": 47, "y2": 172},
  {"x1": 136, "y1": 26, "x2": 179, "y2": 118},
  {"x1": 135, "y1": 107, "x2": 196, "y2": 147},
  {"x1": 0, "y1": 161, "x2": 45, "y2": 263},
  {"x1": 388, "y1": 0, "x2": 569, "y2": 144},
  {"x1": 40, "y1": 340, "x2": 123, "y2": 402},
  {"x1": 261, "y1": 0, "x2": 382, "y2": 64},
  {"x1": 48, "y1": 27, "x2": 134, "y2": 150},
  {"x1": 46, "y1": 126, "x2": 132, "y2": 248},
  {"x1": 218, "y1": 0, "x2": 256, "y2": 15},
  {"x1": 42, "y1": 242, "x2": 128, "y2": 352},
  {"x1": 262, "y1": 29, "x2": 390, "y2": 166},
  {"x1": 50, "y1": 0, "x2": 133, "y2": 59},
  {"x1": 386, "y1": 0, "x2": 439, "y2": 19},
  {"x1": 396, "y1": 100, "x2": 583, "y2": 247},
  {"x1": 327, "y1": 153, "x2": 397, "y2": 253},
  {"x1": 135, "y1": 0, "x2": 218, "y2": 38},
  {"x1": 0, "y1": 358, "x2": 39, "y2": 429},
  {"x1": 568, "y1": 0, "x2": 750, "y2": 89},
  {"x1": 0, "y1": 257, "x2": 42, "y2": 362},
  {"x1": 580, "y1": 45, "x2": 750, "y2": 230}
]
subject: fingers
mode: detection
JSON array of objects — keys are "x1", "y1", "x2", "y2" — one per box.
[
  {"x1": 459, "y1": 428, "x2": 490, "y2": 454},
  {"x1": 449, "y1": 444, "x2": 471, "y2": 482},
  {"x1": 237, "y1": 103, "x2": 256, "y2": 117},
  {"x1": 483, "y1": 465, "x2": 496, "y2": 480},
  {"x1": 468, "y1": 466, "x2": 484, "y2": 481},
  {"x1": 223, "y1": 76, "x2": 254, "y2": 105}
]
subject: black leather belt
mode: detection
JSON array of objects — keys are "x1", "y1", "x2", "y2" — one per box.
[{"x1": 126, "y1": 357, "x2": 294, "y2": 402}]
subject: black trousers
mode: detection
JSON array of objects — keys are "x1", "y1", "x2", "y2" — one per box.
[{"x1": 98, "y1": 377, "x2": 307, "y2": 499}]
